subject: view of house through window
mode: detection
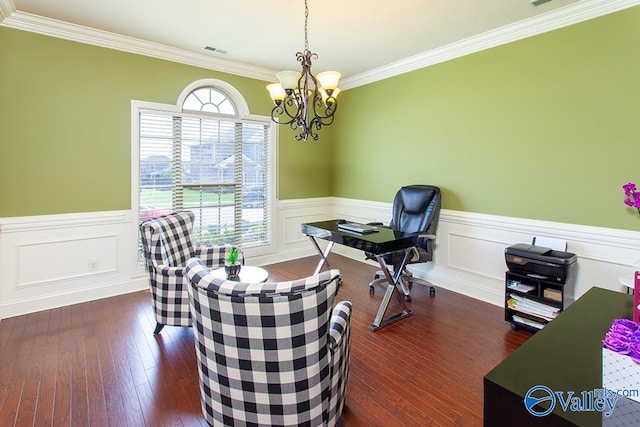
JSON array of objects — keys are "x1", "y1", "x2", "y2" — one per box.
[{"x1": 137, "y1": 85, "x2": 272, "y2": 252}]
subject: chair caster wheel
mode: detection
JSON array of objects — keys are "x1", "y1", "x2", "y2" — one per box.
[
  {"x1": 429, "y1": 286, "x2": 436, "y2": 295},
  {"x1": 511, "y1": 322, "x2": 518, "y2": 330},
  {"x1": 404, "y1": 295, "x2": 412, "y2": 302},
  {"x1": 369, "y1": 285, "x2": 375, "y2": 293}
]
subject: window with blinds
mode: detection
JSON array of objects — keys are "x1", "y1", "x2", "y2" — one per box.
[{"x1": 137, "y1": 86, "x2": 271, "y2": 249}]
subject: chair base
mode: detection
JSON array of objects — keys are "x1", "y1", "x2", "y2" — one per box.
[{"x1": 370, "y1": 270, "x2": 436, "y2": 302}]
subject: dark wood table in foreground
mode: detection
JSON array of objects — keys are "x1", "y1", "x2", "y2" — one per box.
[{"x1": 484, "y1": 287, "x2": 636, "y2": 426}]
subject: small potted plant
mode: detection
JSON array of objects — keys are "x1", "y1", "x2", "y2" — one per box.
[{"x1": 224, "y1": 247, "x2": 241, "y2": 278}]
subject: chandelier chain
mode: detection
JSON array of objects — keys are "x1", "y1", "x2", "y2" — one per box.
[{"x1": 304, "y1": 0, "x2": 309, "y2": 51}]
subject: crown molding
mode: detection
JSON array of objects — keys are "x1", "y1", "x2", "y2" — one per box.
[
  {"x1": 341, "y1": 0, "x2": 640, "y2": 89},
  {"x1": 1, "y1": 0, "x2": 637, "y2": 88},
  {"x1": 0, "y1": 0, "x2": 15, "y2": 21},
  {"x1": 0, "y1": 10, "x2": 277, "y2": 82}
]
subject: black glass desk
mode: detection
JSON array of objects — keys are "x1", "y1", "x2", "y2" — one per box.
[
  {"x1": 484, "y1": 287, "x2": 635, "y2": 426},
  {"x1": 301, "y1": 219, "x2": 424, "y2": 331}
]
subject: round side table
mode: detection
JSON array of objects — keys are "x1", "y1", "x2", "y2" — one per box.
[{"x1": 211, "y1": 265, "x2": 269, "y2": 283}]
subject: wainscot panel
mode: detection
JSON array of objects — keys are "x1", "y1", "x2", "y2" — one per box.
[
  {"x1": 2, "y1": 199, "x2": 638, "y2": 321},
  {"x1": 0, "y1": 211, "x2": 147, "y2": 320},
  {"x1": 328, "y1": 197, "x2": 640, "y2": 307}
]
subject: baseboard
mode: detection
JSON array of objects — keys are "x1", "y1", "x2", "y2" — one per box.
[{"x1": 0, "y1": 276, "x2": 148, "y2": 319}]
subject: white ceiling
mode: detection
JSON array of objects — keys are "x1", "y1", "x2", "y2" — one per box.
[{"x1": 1, "y1": 0, "x2": 635, "y2": 85}]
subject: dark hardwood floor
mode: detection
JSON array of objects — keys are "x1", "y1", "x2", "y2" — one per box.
[{"x1": 0, "y1": 254, "x2": 530, "y2": 426}]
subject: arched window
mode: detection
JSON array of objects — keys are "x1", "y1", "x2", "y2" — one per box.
[
  {"x1": 133, "y1": 79, "x2": 274, "y2": 256},
  {"x1": 182, "y1": 87, "x2": 236, "y2": 114}
]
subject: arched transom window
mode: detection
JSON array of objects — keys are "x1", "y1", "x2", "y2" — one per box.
[{"x1": 182, "y1": 87, "x2": 236, "y2": 115}]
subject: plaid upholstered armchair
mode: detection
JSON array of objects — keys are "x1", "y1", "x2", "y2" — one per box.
[
  {"x1": 185, "y1": 257, "x2": 352, "y2": 427},
  {"x1": 140, "y1": 211, "x2": 244, "y2": 335}
]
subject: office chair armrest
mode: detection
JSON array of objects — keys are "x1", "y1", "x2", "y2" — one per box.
[{"x1": 328, "y1": 301, "x2": 353, "y2": 350}]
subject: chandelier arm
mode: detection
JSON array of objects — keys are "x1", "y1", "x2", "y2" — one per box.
[
  {"x1": 295, "y1": 124, "x2": 318, "y2": 141},
  {"x1": 283, "y1": 95, "x2": 303, "y2": 120},
  {"x1": 270, "y1": 103, "x2": 296, "y2": 126},
  {"x1": 312, "y1": 113, "x2": 336, "y2": 127},
  {"x1": 309, "y1": 91, "x2": 338, "y2": 121},
  {"x1": 309, "y1": 112, "x2": 333, "y2": 131}
]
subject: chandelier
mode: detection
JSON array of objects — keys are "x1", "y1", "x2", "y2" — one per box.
[{"x1": 266, "y1": 0, "x2": 341, "y2": 141}]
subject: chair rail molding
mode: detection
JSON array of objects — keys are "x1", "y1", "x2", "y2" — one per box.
[{"x1": 2, "y1": 199, "x2": 639, "y2": 321}]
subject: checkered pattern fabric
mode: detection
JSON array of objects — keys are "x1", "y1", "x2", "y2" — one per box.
[
  {"x1": 140, "y1": 211, "x2": 244, "y2": 330},
  {"x1": 186, "y1": 257, "x2": 352, "y2": 427}
]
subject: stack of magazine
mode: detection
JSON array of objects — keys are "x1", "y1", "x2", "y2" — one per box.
[
  {"x1": 507, "y1": 293, "x2": 559, "y2": 321},
  {"x1": 511, "y1": 315, "x2": 545, "y2": 330}
]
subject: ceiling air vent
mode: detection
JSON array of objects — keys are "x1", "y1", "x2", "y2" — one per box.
[
  {"x1": 528, "y1": 0, "x2": 552, "y2": 6},
  {"x1": 203, "y1": 45, "x2": 228, "y2": 54}
]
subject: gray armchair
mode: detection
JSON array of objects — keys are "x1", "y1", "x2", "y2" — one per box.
[
  {"x1": 185, "y1": 257, "x2": 352, "y2": 426},
  {"x1": 140, "y1": 211, "x2": 244, "y2": 334}
]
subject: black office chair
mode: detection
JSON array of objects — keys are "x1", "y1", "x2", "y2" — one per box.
[{"x1": 366, "y1": 185, "x2": 441, "y2": 302}]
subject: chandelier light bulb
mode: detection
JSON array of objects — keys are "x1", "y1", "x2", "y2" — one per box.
[
  {"x1": 266, "y1": 83, "x2": 286, "y2": 105},
  {"x1": 276, "y1": 71, "x2": 302, "y2": 91},
  {"x1": 321, "y1": 87, "x2": 340, "y2": 105},
  {"x1": 317, "y1": 71, "x2": 341, "y2": 93}
]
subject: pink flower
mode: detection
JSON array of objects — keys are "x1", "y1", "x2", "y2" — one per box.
[
  {"x1": 622, "y1": 182, "x2": 640, "y2": 212},
  {"x1": 631, "y1": 342, "x2": 640, "y2": 364},
  {"x1": 603, "y1": 318, "x2": 640, "y2": 364}
]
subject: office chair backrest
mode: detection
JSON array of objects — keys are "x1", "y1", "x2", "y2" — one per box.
[{"x1": 389, "y1": 185, "x2": 441, "y2": 251}]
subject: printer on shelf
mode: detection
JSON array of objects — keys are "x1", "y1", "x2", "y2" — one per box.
[{"x1": 505, "y1": 243, "x2": 577, "y2": 283}]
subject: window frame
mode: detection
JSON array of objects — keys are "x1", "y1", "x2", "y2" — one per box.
[{"x1": 131, "y1": 79, "x2": 277, "y2": 274}]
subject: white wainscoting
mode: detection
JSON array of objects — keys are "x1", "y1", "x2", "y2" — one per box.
[
  {"x1": 0, "y1": 211, "x2": 148, "y2": 320},
  {"x1": 330, "y1": 197, "x2": 640, "y2": 307},
  {"x1": 2, "y1": 199, "x2": 639, "y2": 321}
]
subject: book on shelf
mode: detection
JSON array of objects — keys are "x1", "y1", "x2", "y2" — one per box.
[
  {"x1": 543, "y1": 288, "x2": 562, "y2": 302},
  {"x1": 512, "y1": 314, "x2": 545, "y2": 330}
]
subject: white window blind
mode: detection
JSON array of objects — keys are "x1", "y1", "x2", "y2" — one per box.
[{"x1": 138, "y1": 108, "x2": 270, "y2": 248}]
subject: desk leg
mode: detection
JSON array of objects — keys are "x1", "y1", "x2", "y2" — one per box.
[
  {"x1": 308, "y1": 236, "x2": 335, "y2": 275},
  {"x1": 370, "y1": 253, "x2": 413, "y2": 331}
]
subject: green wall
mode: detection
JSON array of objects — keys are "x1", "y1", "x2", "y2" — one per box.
[
  {"x1": 0, "y1": 27, "x2": 333, "y2": 217},
  {"x1": 332, "y1": 6, "x2": 640, "y2": 231},
  {"x1": 2, "y1": 7, "x2": 639, "y2": 231},
  {"x1": 276, "y1": 124, "x2": 335, "y2": 199}
]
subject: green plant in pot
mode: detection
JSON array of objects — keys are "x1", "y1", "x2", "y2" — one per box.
[{"x1": 224, "y1": 247, "x2": 241, "y2": 279}]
